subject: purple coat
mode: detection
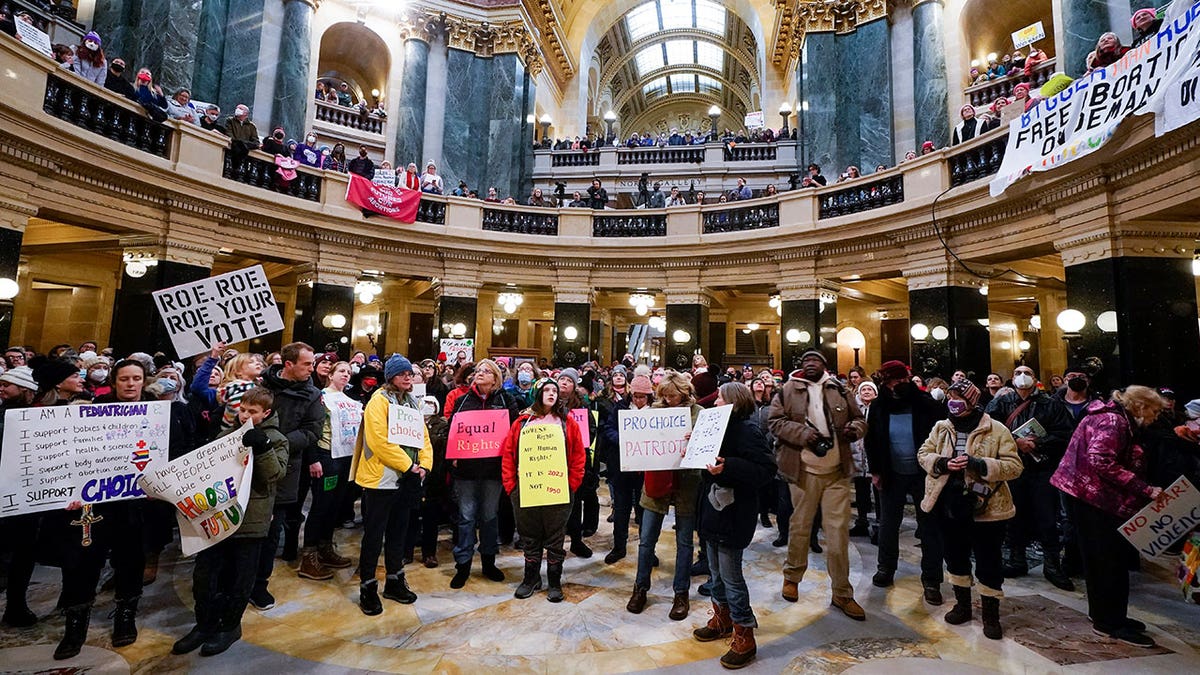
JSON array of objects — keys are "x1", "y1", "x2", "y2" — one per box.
[{"x1": 1051, "y1": 399, "x2": 1155, "y2": 519}]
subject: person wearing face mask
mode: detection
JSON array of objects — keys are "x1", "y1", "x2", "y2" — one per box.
[
  {"x1": 864, "y1": 360, "x2": 947, "y2": 604},
  {"x1": 73, "y1": 31, "x2": 107, "y2": 86},
  {"x1": 926, "y1": 377, "x2": 949, "y2": 403},
  {"x1": 84, "y1": 355, "x2": 112, "y2": 398},
  {"x1": 504, "y1": 361, "x2": 538, "y2": 406},
  {"x1": 294, "y1": 132, "x2": 321, "y2": 167},
  {"x1": 104, "y1": 57, "x2": 137, "y2": 101},
  {"x1": 1053, "y1": 367, "x2": 1096, "y2": 424},
  {"x1": 1052, "y1": 386, "x2": 1172, "y2": 648},
  {"x1": 917, "y1": 380, "x2": 1023, "y2": 640},
  {"x1": 262, "y1": 127, "x2": 288, "y2": 155},
  {"x1": 200, "y1": 104, "x2": 223, "y2": 133},
  {"x1": 224, "y1": 104, "x2": 261, "y2": 166},
  {"x1": 348, "y1": 145, "x2": 375, "y2": 180},
  {"x1": 984, "y1": 365, "x2": 1075, "y2": 590}
]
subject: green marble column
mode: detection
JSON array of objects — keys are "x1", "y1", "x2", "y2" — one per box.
[
  {"x1": 394, "y1": 38, "x2": 429, "y2": 170},
  {"x1": 913, "y1": 0, "x2": 950, "y2": 148},
  {"x1": 272, "y1": 0, "x2": 316, "y2": 137},
  {"x1": 1062, "y1": 0, "x2": 1113, "y2": 77}
]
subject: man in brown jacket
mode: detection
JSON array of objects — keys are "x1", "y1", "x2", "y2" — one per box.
[{"x1": 768, "y1": 350, "x2": 868, "y2": 620}]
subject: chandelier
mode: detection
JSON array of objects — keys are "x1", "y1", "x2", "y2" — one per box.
[
  {"x1": 629, "y1": 293, "x2": 656, "y2": 316},
  {"x1": 498, "y1": 291, "x2": 524, "y2": 314}
]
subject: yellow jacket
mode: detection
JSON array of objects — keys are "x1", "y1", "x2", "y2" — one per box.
[{"x1": 351, "y1": 386, "x2": 433, "y2": 489}]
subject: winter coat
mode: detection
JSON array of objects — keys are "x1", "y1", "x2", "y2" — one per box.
[
  {"x1": 443, "y1": 384, "x2": 469, "y2": 420},
  {"x1": 104, "y1": 70, "x2": 137, "y2": 101},
  {"x1": 1051, "y1": 399, "x2": 1157, "y2": 519},
  {"x1": 916, "y1": 414, "x2": 1023, "y2": 521},
  {"x1": 985, "y1": 389, "x2": 1075, "y2": 469},
  {"x1": 260, "y1": 364, "x2": 325, "y2": 504},
  {"x1": 639, "y1": 403, "x2": 704, "y2": 516},
  {"x1": 500, "y1": 413, "x2": 587, "y2": 496},
  {"x1": 73, "y1": 56, "x2": 107, "y2": 86},
  {"x1": 696, "y1": 412, "x2": 777, "y2": 549},
  {"x1": 767, "y1": 371, "x2": 867, "y2": 481},
  {"x1": 352, "y1": 386, "x2": 433, "y2": 490},
  {"x1": 188, "y1": 356, "x2": 222, "y2": 445},
  {"x1": 166, "y1": 98, "x2": 199, "y2": 125},
  {"x1": 218, "y1": 414, "x2": 288, "y2": 539},
  {"x1": 865, "y1": 388, "x2": 946, "y2": 479},
  {"x1": 448, "y1": 385, "x2": 519, "y2": 481}
]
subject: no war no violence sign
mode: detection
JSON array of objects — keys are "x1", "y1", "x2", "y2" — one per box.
[{"x1": 152, "y1": 265, "x2": 284, "y2": 358}]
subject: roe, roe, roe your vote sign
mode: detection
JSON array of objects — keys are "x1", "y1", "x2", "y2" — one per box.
[
  {"x1": 0, "y1": 401, "x2": 171, "y2": 515},
  {"x1": 152, "y1": 264, "x2": 284, "y2": 358},
  {"x1": 446, "y1": 409, "x2": 509, "y2": 459},
  {"x1": 618, "y1": 407, "x2": 692, "y2": 471}
]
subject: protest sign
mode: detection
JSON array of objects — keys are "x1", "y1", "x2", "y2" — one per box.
[
  {"x1": 15, "y1": 19, "x2": 52, "y2": 56},
  {"x1": 412, "y1": 383, "x2": 427, "y2": 399},
  {"x1": 388, "y1": 404, "x2": 427, "y2": 448},
  {"x1": 680, "y1": 405, "x2": 733, "y2": 469},
  {"x1": 446, "y1": 408, "x2": 509, "y2": 459},
  {"x1": 569, "y1": 408, "x2": 591, "y2": 448},
  {"x1": 0, "y1": 401, "x2": 171, "y2": 516},
  {"x1": 1011, "y1": 21, "x2": 1045, "y2": 50},
  {"x1": 152, "y1": 264, "x2": 284, "y2": 359},
  {"x1": 138, "y1": 423, "x2": 253, "y2": 555},
  {"x1": 440, "y1": 338, "x2": 474, "y2": 364},
  {"x1": 372, "y1": 169, "x2": 397, "y2": 186},
  {"x1": 743, "y1": 111, "x2": 764, "y2": 128},
  {"x1": 518, "y1": 423, "x2": 570, "y2": 507},
  {"x1": 991, "y1": 0, "x2": 1200, "y2": 196},
  {"x1": 323, "y1": 391, "x2": 362, "y2": 459},
  {"x1": 617, "y1": 407, "x2": 692, "y2": 471},
  {"x1": 1119, "y1": 476, "x2": 1200, "y2": 558},
  {"x1": 345, "y1": 173, "x2": 421, "y2": 223}
]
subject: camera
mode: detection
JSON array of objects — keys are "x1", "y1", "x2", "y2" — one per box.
[{"x1": 811, "y1": 437, "x2": 835, "y2": 457}]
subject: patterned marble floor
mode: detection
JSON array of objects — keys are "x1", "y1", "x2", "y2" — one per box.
[{"x1": 2, "y1": 498, "x2": 1199, "y2": 674}]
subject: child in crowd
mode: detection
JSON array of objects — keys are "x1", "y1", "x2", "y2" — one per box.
[{"x1": 220, "y1": 353, "x2": 265, "y2": 429}]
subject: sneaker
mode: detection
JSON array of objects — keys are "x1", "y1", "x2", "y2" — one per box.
[
  {"x1": 1093, "y1": 625, "x2": 1156, "y2": 648},
  {"x1": 248, "y1": 587, "x2": 275, "y2": 611}
]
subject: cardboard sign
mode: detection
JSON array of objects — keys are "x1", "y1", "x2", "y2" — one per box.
[
  {"x1": 323, "y1": 391, "x2": 362, "y2": 459},
  {"x1": 372, "y1": 169, "x2": 397, "y2": 186},
  {"x1": 138, "y1": 423, "x2": 254, "y2": 555},
  {"x1": 743, "y1": 111, "x2": 764, "y2": 129},
  {"x1": 412, "y1": 383, "x2": 427, "y2": 399},
  {"x1": 0, "y1": 401, "x2": 171, "y2": 515},
  {"x1": 15, "y1": 19, "x2": 52, "y2": 56},
  {"x1": 388, "y1": 404, "x2": 426, "y2": 448},
  {"x1": 152, "y1": 265, "x2": 284, "y2": 358},
  {"x1": 569, "y1": 408, "x2": 590, "y2": 448},
  {"x1": 617, "y1": 407, "x2": 692, "y2": 471},
  {"x1": 1120, "y1": 476, "x2": 1200, "y2": 558},
  {"x1": 518, "y1": 423, "x2": 570, "y2": 507},
  {"x1": 446, "y1": 408, "x2": 509, "y2": 459},
  {"x1": 1011, "y1": 21, "x2": 1045, "y2": 50},
  {"x1": 440, "y1": 338, "x2": 475, "y2": 364},
  {"x1": 680, "y1": 405, "x2": 733, "y2": 469}
]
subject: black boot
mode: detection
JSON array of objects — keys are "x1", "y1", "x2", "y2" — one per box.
[
  {"x1": 111, "y1": 595, "x2": 140, "y2": 648},
  {"x1": 2, "y1": 600, "x2": 37, "y2": 627},
  {"x1": 281, "y1": 523, "x2": 300, "y2": 563},
  {"x1": 450, "y1": 562, "x2": 471, "y2": 589},
  {"x1": 481, "y1": 554, "x2": 505, "y2": 582},
  {"x1": 359, "y1": 580, "x2": 383, "y2": 616},
  {"x1": 382, "y1": 574, "x2": 417, "y2": 604},
  {"x1": 54, "y1": 603, "x2": 91, "y2": 660},
  {"x1": 809, "y1": 529, "x2": 822, "y2": 554},
  {"x1": 546, "y1": 562, "x2": 564, "y2": 603},
  {"x1": 1042, "y1": 555, "x2": 1076, "y2": 592},
  {"x1": 200, "y1": 624, "x2": 242, "y2": 656},
  {"x1": 944, "y1": 585, "x2": 972, "y2": 625},
  {"x1": 981, "y1": 596, "x2": 1002, "y2": 640},
  {"x1": 514, "y1": 558, "x2": 543, "y2": 599},
  {"x1": 173, "y1": 625, "x2": 211, "y2": 655}
]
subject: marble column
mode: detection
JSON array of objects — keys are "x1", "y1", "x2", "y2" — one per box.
[
  {"x1": 292, "y1": 282, "x2": 355, "y2": 360},
  {"x1": 217, "y1": 0, "x2": 265, "y2": 119},
  {"x1": 192, "y1": 0, "x2": 230, "y2": 104},
  {"x1": 110, "y1": 258, "x2": 211, "y2": 360},
  {"x1": 906, "y1": 271, "x2": 990, "y2": 384},
  {"x1": 912, "y1": 0, "x2": 950, "y2": 149},
  {"x1": 394, "y1": 38, "x2": 430, "y2": 170},
  {"x1": 90, "y1": 0, "x2": 133, "y2": 65},
  {"x1": 849, "y1": 19, "x2": 895, "y2": 171},
  {"x1": 486, "y1": 54, "x2": 527, "y2": 200},
  {"x1": 146, "y1": 0, "x2": 203, "y2": 93},
  {"x1": 0, "y1": 228, "x2": 22, "y2": 349},
  {"x1": 271, "y1": 0, "x2": 315, "y2": 137},
  {"x1": 665, "y1": 299, "x2": 710, "y2": 372},
  {"x1": 780, "y1": 296, "x2": 838, "y2": 373},
  {"x1": 436, "y1": 294, "x2": 479, "y2": 347},
  {"x1": 799, "y1": 32, "x2": 839, "y2": 172},
  {"x1": 518, "y1": 74, "x2": 537, "y2": 202},
  {"x1": 553, "y1": 301, "x2": 591, "y2": 368},
  {"x1": 1061, "y1": 0, "x2": 1113, "y2": 77},
  {"x1": 441, "y1": 49, "x2": 493, "y2": 195}
]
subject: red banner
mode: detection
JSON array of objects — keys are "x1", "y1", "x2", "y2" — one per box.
[{"x1": 345, "y1": 172, "x2": 421, "y2": 223}]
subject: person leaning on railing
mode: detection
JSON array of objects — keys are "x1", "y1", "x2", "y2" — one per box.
[{"x1": 224, "y1": 105, "x2": 261, "y2": 165}]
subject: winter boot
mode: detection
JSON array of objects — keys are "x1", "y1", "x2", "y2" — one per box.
[
  {"x1": 981, "y1": 596, "x2": 1003, "y2": 640},
  {"x1": 693, "y1": 602, "x2": 733, "y2": 642},
  {"x1": 359, "y1": 580, "x2": 383, "y2": 616},
  {"x1": 450, "y1": 562, "x2": 471, "y2": 589},
  {"x1": 514, "y1": 558, "x2": 543, "y2": 599},
  {"x1": 382, "y1": 574, "x2": 417, "y2": 604},
  {"x1": 111, "y1": 595, "x2": 140, "y2": 648},
  {"x1": 297, "y1": 547, "x2": 333, "y2": 580},
  {"x1": 200, "y1": 624, "x2": 242, "y2": 656},
  {"x1": 318, "y1": 542, "x2": 353, "y2": 569},
  {"x1": 720, "y1": 624, "x2": 757, "y2": 669},
  {"x1": 54, "y1": 603, "x2": 91, "y2": 660},
  {"x1": 481, "y1": 554, "x2": 505, "y2": 582},
  {"x1": 546, "y1": 562, "x2": 564, "y2": 603},
  {"x1": 2, "y1": 600, "x2": 37, "y2": 627},
  {"x1": 944, "y1": 585, "x2": 973, "y2": 625},
  {"x1": 1042, "y1": 555, "x2": 1076, "y2": 592}
]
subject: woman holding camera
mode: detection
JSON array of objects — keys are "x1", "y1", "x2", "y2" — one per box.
[{"x1": 917, "y1": 380, "x2": 1022, "y2": 640}]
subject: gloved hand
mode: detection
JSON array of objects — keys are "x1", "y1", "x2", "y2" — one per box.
[
  {"x1": 965, "y1": 455, "x2": 988, "y2": 477},
  {"x1": 242, "y1": 428, "x2": 271, "y2": 454},
  {"x1": 934, "y1": 457, "x2": 951, "y2": 475}
]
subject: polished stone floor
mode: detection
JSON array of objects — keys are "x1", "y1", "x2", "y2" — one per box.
[{"x1": 2, "y1": 495, "x2": 1199, "y2": 674}]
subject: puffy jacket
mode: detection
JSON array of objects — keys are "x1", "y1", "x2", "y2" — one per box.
[
  {"x1": 865, "y1": 388, "x2": 946, "y2": 479},
  {"x1": 1051, "y1": 399, "x2": 1156, "y2": 519},
  {"x1": 696, "y1": 412, "x2": 777, "y2": 549},
  {"x1": 500, "y1": 413, "x2": 587, "y2": 496},
  {"x1": 448, "y1": 385, "x2": 519, "y2": 481},
  {"x1": 352, "y1": 386, "x2": 433, "y2": 489},
  {"x1": 218, "y1": 414, "x2": 288, "y2": 538},
  {"x1": 916, "y1": 414, "x2": 1023, "y2": 521},
  {"x1": 260, "y1": 364, "x2": 325, "y2": 504},
  {"x1": 985, "y1": 389, "x2": 1075, "y2": 468},
  {"x1": 768, "y1": 371, "x2": 867, "y2": 481}
]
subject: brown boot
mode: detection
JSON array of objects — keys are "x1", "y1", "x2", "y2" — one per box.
[
  {"x1": 626, "y1": 586, "x2": 648, "y2": 614},
  {"x1": 832, "y1": 595, "x2": 866, "y2": 621},
  {"x1": 297, "y1": 547, "x2": 333, "y2": 580},
  {"x1": 781, "y1": 579, "x2": 799, "y2": 602},
  {"x1": 317, "y1": 542, "x2": 352, "y2": 569},
  {"x1": 142, "y1": 552, "x2": 159, "y2": 586},
  {"x1": 693, "y1": 602, "x2": 733, "y2": 642},
  {"x1": 669, "y1": 591, "x2": 690, "y2": 620},
  {"x1": 720, "y1": 624, "x2": 757, "y2": 669}
]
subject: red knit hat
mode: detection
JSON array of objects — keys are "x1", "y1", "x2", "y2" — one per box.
[{"x1": 878, "y1": 360, "x2": 910, "y2": 381}]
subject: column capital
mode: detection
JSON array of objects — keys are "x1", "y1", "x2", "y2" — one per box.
[
  {"x1": 120, "y1": 236, "x2": 217, "y2": 269},
  {"x1": 1054, "y1": 225, "x2": 1197, "y2": 267},
  {"x1": 777, "y1": 280, "x2": 841, "y2": 302},
  {"x1": 903, "y1": 262, "x2": 991, "y2": 291},
  {"x1": 295, "y1": 263, "x2": 357, "y2": 288},
  {"x1": 664, "y1": 292, "x2": 712, "y2": 307},
  {"x1": 554, "y1": 288, "x2": 594, "y2": 305},
  {"x1": 0, "y1": 200, "x2": 36, "y2": 232},
  {"x1": 432, "y1": 280, "x2": 479, "y2": 300},
  {"x1": 397, "y1": 8, "x2": 441, "y2": 43}
]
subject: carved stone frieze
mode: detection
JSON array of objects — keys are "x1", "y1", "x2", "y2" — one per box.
[{"x1": 772, "y1": 0, "x2": 894, "y2": 70}]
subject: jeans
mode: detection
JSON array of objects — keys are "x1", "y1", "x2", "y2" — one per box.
[
  {"x1": 938, "y1": 512, "x2": 1005, "y2": 595},
  {"x1": 878, "y1": 472, "x2": 944, "y2": 585},
  {"x1": 193, "y1": 536, "x2": 262, "y2": 630},
  {"x1": 452, "y1": 479, "x2": 502, "y2": 564},
  {"x1": 358, "y1": 485, "x2": 415, "y2": 583},
  {"x1": 706, "y1": 541, "x2": 755, "y2": 627},
  {"x1": 635, "y1": 508, "x2": 695, "y2": 594},
  {"x1": 609, "y1": 469, "x2": 644, "y2": 550}
]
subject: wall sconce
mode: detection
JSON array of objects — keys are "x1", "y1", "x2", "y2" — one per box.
[
  {"x1": 355, "y1": 279, "x2": 382, "y2": 304},
  {"x1": 1096, "y1": 310, "x2": 1118, "y2": 333},
  {"x1": 930, "y1": 325, "x2": 949, "y2": 341},
  {"x1": 322, "y1": 313, "x2": 347, "y2": 329},
  {"x1": 0, "y1": 277, "x2": 18, "y2": 300},
  {"x1": 1056, "y1": 309, "x2": 1087, "y2": 361},
  {"x1": 498, "y1": 291, "x2": 524, "y2": 314},
  {"x1": 450, "y1": 322, "x2": 467, "y2": 338},
  {"x1": 910, "y1": 323, "x2": 930, "y2": 342},
  {"x1": 785, "y1": 328, "x2": 802, "y2": 344},
  {"x1": 629, "y1": 292, "x2": 655, "y2": 316},
  {"x1": 122, "y1": 252, "x2": 158, "y2": 278},
  {"x1": 563, "y1": 325, "x2": 578, "y2": 341},
  {"x1": 672, "y1": 329, "x2": 691, "y2": 344}
]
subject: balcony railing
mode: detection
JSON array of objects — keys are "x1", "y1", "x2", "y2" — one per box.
[
  {"x1": 418, "y1": 198, "x2": 446, "y2": 225},
  {"x1": 618, "y1": 146, "x2": 704, "y2": 164},
  {"x1": 551, "y1": 151, "x2": 600, "y2": 167},
  {"x1": 593, "y1": 213, "x2": 667, "y2": 237},
  {"x1": 817, "y1": 175, "x2": 905, "y2": 219},
  {"x1": 43, "y1": 74, "x2": 174, "y2": 158},
  {"x1": 702, "y1": 202, "x2": 780, "y2": 233},
  {"x1": 222, "y1": 150, "x2": 322, "y2": 202},
  {"x1": 965, "y1": 57, "x2": 1057, "y2": 107},
  {"x1": 482, "y1": 206, "x2": 559, "y2": 235},
  {"x1": 727, "y1": 144, "x2": 777, "y2": 162},
  {"x1": 948, "y1": 131, "x2": 1008, "y2": 187},
  {"x1": 314, "y1": 100, "x2": 385, "y2": 135}
]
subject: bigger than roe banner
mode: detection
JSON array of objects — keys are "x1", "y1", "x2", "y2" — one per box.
[
  {"x1": 991, "y1": 0, "x2": 1200, "y2": 196},
  {"x1": 0, "y1": 402, "x2": 171, "y2": 515}
]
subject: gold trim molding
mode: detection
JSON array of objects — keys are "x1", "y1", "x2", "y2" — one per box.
[{"x1": 771, "y1": 0, "x2": 896, "y2": 71}]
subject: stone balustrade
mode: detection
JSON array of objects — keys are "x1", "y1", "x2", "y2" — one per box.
[
  {"x1": 702, "y1": 201, "x2": 780, "y2": 233},
  {"x1": 593, "y1": 213, "x2": 667, "y2": 237},
  {"x1": 314, "y1": 99, "x2": 386, "y2": 135},
  {"x1": 43, "y1": 73, "x2": 174, "y2": 159},
  {"x1": 817, "y1": 174, "x2": 905, "y2": 219},
  {"x1": 964, "y1": 57, "x2": 1057, "y2": 108}
]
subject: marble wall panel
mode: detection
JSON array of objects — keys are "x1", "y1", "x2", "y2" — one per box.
[
  {"x1": 192, "y1": 0, "x2": 229, "y2": 103},
  {"x1": 394, "y1": 39, "x2": 429, "y2": 170},
  {"x1": 799, "y1": 32, "x2": 839, "y2": 173},
  {"x1": 854, "y1": 20, "x2": 895, "y2": 171},
  {"x1": 271, "y1": 0, "x2": 314, "y2": 136},
  {"x1": 912, "y1": 1, "x2": 949, "y2": 149},
  {"x1": 217, "y1": 0, "x2": 265, "y2": 120},
  {"x1": 440, "y1": 50, "x2": 492, "y2": 195}
]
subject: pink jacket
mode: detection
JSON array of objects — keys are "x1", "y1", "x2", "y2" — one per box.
[{"x1": 1051, "y1": 399, "x2": 1155, "y2": 519}]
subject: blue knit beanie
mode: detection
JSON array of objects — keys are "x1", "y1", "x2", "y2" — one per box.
[{"x1": 384, "y1": 354, "x2": 413, "y2": 381}]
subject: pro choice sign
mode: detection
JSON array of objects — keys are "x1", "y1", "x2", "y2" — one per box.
[{"x1": 617, "y1": 407, "x2": 692, "y2": 471}]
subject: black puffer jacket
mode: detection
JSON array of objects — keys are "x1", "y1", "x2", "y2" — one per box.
[
  {"x1": 696, "y1": 411, "x2": 777, "y2": 549},
  {"x1": 260, "y1": 364, "x2": 325, "y2": 504},
  {"x1": 448, "y1": 384, "x2": 519, "y2": 481},
  {"x1": 865, "y1": 386, "x2": 947, "y2": 480}
]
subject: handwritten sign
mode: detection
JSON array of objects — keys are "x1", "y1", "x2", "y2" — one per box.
[
  {"x1": 617, "y1": 407, "x2": 692, "y2": 471},
  {"x1": 15, "y1": 19, "x2": 52, "y2": 56},
  {"x1": 152, "y1": 265, "x2": 284, "y2": 358},
  {"x1": 446, "y1": 408, "x2": 509, "y2": 459},
  {"x1": 323, "y1": 391, "x2": 362, "y2": 459},
  {"x1": 518, "y1": 423, "x2": 570, "y2": 507},
  {"x1": 0, "y1": 401, "x2": 171, "y2": 515},
  {"x1": 569, "y1": 408, "x2": 590, "y2": 448},
  {"x1": 412, "y1": 383, "x2": 427, "y2": 399},
  {"x1": 743, "y1": 111, "x2": 764, "y2": 129},
  {"x1": 680, "y1": 405, "x2": 732, "y2": 469},
  {"x1": 138, "y1": 423, "x2": 253, "y2": 555},
  {"x1": 1120, "y1": 476, "x2": 1200, "y2": 558},
  {"x1": 388, "y1": 404, "x2": 426, "y2": 448},
  {"x1": 440, "y1": 338, "x2": 474, "y2": 364},
  {"x1": 372, "y1": 169, "x2": 397, "y2": 186},
  {"x1": 1011, "y1": 20, "x2": 1045, "y2": 50}
]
